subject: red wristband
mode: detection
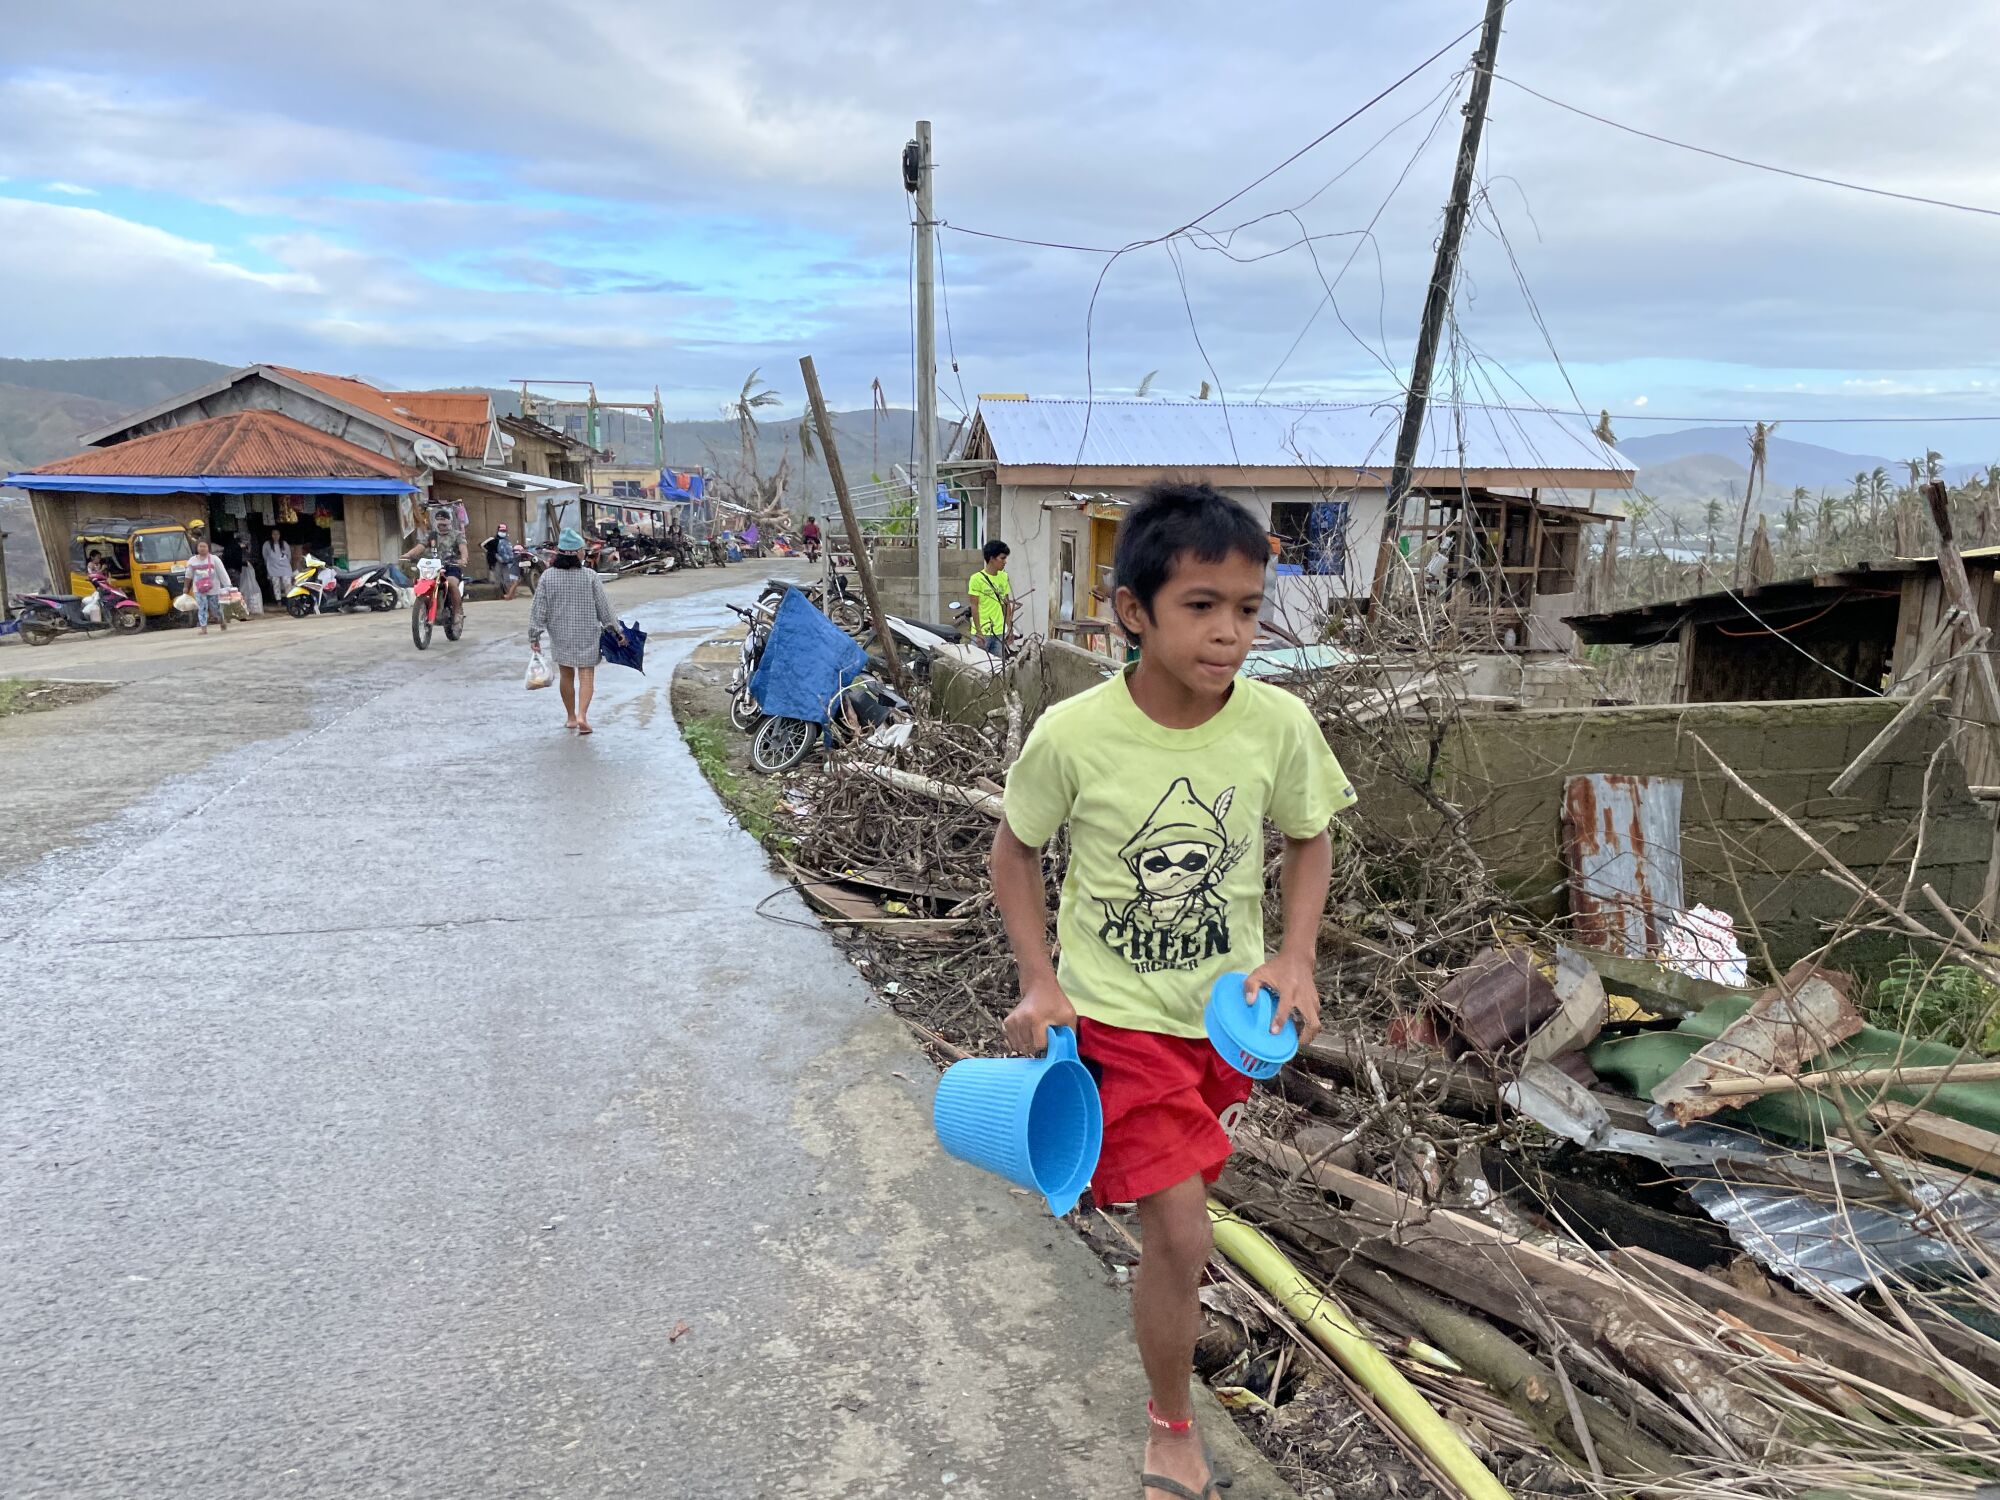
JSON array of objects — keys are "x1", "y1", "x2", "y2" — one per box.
[{"x1": 1146, "y1": 1401, "x2": 1194, "y2": 1434}]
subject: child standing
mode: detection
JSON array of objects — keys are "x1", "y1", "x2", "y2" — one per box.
[{"x1": 991, "y1": 482, "x2": 1356, "y2": 1499}]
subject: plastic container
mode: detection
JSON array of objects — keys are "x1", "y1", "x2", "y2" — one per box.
[
  {"x1": 1205, "y1": 971, "x2": 1299, "y2": 1079},
  {"x1": 932, "y1": 1024, "x2": 1102, "y2": 1215}
]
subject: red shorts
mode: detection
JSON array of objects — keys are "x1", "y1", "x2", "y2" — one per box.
[{"x1": 1077, "y1": 1016, "x2": 1253, "y2": 1207}]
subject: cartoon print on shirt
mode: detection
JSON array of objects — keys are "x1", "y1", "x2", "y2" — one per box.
[{"x1": 1097, "y1": 777, "x2": 1248, "y2": 973}]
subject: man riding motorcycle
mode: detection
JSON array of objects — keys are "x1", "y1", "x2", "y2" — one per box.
[{"x1": 401, "y1": 505, "x2": 468, "y2": 622}]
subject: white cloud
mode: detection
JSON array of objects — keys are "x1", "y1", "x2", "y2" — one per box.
[
  {"x1": 43, "y1": 181, "x2": 96, "y2": 197},
  {"x1": 2, "y1": 1, "x2": 2000, "y2": 429}
]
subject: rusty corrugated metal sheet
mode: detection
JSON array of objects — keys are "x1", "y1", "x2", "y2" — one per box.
[
  {"x1": 28, "y1": 409, "x2": 408, "y2": 480},
  {"x1": 388, "y1": 391, "x2": 494, "y2": 457},
  {"x1": 1563, "y1": 774, "x2": 1687, "y2": 959},
  {"x1": 271, "y1": 366, "x2": 455, "y2": 445}
]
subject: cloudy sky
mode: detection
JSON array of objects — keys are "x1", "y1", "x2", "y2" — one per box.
[{"x1": 2, "y1": 1, "x2": 1998, "y2": 454}]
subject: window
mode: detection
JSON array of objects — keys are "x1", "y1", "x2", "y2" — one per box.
[
  {"x1": 1269, "y1": 500, "x2": 1348, "y2": 577},
  {"x1": 610, "y1": 480, "x2": 644, "y2": 499},
  {"x1": 133, "y1": 530, "x2": 192, "y2": 564}
]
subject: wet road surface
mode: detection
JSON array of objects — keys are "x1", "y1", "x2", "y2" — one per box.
[{"x1": 0, "y1": 569, "x2": 1286, "y2": 1499}]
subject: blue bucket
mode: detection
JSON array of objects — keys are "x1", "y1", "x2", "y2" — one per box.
[
  {"x1": 1204, "y1": 971, "x2": 1299, "y2": 1080},
  {"x1": 932, "y1": 1025, "x2": 1103, "y2": 1215}
]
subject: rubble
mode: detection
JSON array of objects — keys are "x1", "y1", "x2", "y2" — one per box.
[{"x1": 692, "y1": 597, "x2": 2000, "y2": 1500}]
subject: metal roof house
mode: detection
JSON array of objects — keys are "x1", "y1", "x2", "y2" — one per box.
[
  {"x1": 953, "y1": 396, "x2": 1633, "y2": 646},
  {"x1": 11, "y1": 365, "x2": 577, "y2": 585}
]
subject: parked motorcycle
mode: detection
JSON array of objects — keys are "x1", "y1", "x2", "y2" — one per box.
[
  {"x1": 12, "y1": 575, "x2": 146, "y2": 645},
  {"x1": 748, "y1": 669, "x2": 910, "y2": 774},
  {"x1": 725, "y1": 602, "x2": 773, "y2": 732},
  {"x1": 409, "y1": 556, "x2": 463, "y2": 650},
  {"x1": 285, "y1": 555, "x2": 397, "y2": 617}
]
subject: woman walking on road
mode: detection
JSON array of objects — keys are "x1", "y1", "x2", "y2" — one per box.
[
  {"x1": 185, "y1": 537, "x2": 232, "y2": 636},
  {"x1": 528, "y1": 528, "x2": 623, "y2": 735}
]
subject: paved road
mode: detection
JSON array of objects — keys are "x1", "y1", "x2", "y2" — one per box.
[{"x1": 0, "y1": 566, "x2": 1286, "y2": 1499}]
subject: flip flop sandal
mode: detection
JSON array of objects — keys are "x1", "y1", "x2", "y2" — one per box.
[{"x1": 1139, "y1": 1476, "x2": 1217, "y2": 1500}]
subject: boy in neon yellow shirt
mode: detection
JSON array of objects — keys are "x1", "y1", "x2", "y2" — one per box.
[
  {"x1": 992, "y1": 482, "x2": 1355, "y2": 1499},
  {"x1": 966, "y1": 539, "x2": 1013, "y2": 654}
]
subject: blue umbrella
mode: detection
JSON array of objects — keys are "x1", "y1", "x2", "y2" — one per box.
[{"x1": 600, "y1": 618, "x2": 647, "y2": 672}]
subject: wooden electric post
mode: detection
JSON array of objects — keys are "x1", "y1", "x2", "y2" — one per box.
[
  {"x1": 800, "y1": 355, "x2": 911, "y2": 696},
  {"x1": 1371, "y1": 0, "x2": 1508, "y2": 604}
]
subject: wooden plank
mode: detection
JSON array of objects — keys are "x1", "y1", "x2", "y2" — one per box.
[{"x1": 1867, "y1": 1100, "x2": 2000, "y2": 1176}]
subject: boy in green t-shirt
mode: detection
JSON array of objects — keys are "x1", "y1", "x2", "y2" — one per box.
[
  {"x1": 993, "y1": 482, "x2": 1355, "y2": 1499},
  {"x1": 966, "y1": 539, "x2": 1013, "y2": 654}
]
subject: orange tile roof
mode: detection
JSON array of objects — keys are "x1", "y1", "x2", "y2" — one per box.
[
  {"x1": 384, "y1": 390, "x2": 495, "y2": 459},
  {"x1": 30, "y1": 409, "x2": 410, "y2": 480}
]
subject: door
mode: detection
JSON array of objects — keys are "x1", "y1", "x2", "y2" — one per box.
[{"x1": 1089, "y1": 516, "x2": 1119, "y2": 622}]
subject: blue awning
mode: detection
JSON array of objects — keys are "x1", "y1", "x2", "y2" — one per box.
[{"x1": 5, "y1": 474, "x2": 418, "y2": 495}]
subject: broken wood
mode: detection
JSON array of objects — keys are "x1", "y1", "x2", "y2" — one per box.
[
  {"x1": 1607, "y1": 1245, "x2": 1974, "y2": 1418},
  {"x1": 782, "y1": 857, "x2": 971, "y2": 942},
  {"x1": 1298, "y1": 1032, "x2": 1656, "y2": 1135},
  {"x1": 1868, "y1": 1099, "x2": 2000, "y2": 1177},
  {"x1": 1828, "y1": 635, "x2": 1980, "y2": 797},
  {"x1": 800, "y1": 353, "x2": 909, "y2": 695},
  {"x1": 1698, "y1": 1057, "x2": 2000, "y2": 1100},
  {"x1": 853, "y1": 763, "x2": 1003, "y2": 819},
  {"x1": 1651, "y1": 962, "x2": 1863, "y2": 1122}
]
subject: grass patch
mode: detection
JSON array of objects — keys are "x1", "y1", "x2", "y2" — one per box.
[
  {"x1": 0, "y1": 677, "x2": 113, "y2": 717},
  {"x1": 684, "y1": 712, "x2": 790, "y2": 851}
]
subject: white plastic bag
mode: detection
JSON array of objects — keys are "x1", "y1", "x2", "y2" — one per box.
[
  {"x1": 525, "y1": 647, "x2": 553, "y2": 690},
  {"x1": 173, "y1": 591, "x2": 197, "y2": 614}
]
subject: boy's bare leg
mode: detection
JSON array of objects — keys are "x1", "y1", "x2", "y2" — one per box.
[{"x1": 1134, "y1": 1173, "x2": 1214, "y2": 1496}]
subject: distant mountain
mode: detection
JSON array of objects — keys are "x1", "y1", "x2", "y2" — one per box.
[
  {"x1": 1620, "y1": 425, "x2": 1986, "y2": 512},
  {"x1": 0, "y1": 383, "x2": 128, "y2": 475},
  {"x1": 0, "y1": 356, "x2": 234, "y2": 412}
]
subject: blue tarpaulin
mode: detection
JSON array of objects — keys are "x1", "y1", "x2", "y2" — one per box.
[{"x1": 749, "y1": 589, "x2": 866, "y2": 725}]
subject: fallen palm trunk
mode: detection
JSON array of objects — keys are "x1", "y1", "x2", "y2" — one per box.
[
  {"x1": 1206, "y1": 1202, "x2": 1515, "y2": 1500},
  {"x1": 1342, "y1": 1264, "x2": 1684, "y2": 1484}
]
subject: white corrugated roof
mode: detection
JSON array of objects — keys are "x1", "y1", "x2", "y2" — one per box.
[{"x1": 972, "y1": 398, "x2": 1633, "y2": 480}]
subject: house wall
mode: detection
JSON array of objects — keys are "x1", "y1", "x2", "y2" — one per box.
[
  {"x1": 869, "y1": 545, "x2": 984, "y2": 623},
  {"x1": 1338, "y1": 697, "x2": 1989, "y2": 969},
  {"x1": 992, "y1": 479, "x2": 1390, "y2": 641},
  {"x1": 431, "y1": 479, "x2": 527, "y2": 582}
]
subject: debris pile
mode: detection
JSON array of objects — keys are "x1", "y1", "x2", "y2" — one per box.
[{"x1": 725, "y1": 622, "x2": 2000, "y2": 1499}]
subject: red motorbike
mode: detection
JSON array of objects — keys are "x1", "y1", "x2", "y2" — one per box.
[
  {"x1": 14, "y1": 573, "x2": 146, "y2": 645},
  {"x1": 410, "y1": 556, "x2": 462, "y2": 650}
]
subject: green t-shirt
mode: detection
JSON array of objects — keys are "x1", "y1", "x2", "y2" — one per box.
[
  {"x1": 968, "y1": 567, "x2": 1010, "y2": 634},
  {"x1": 1003, "y1": 667, "x2": 1358, "y2": 1038}
]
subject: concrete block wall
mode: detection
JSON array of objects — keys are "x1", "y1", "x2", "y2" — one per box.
[
  {"x1": 868, "y1": 546, "x2": 983, "y2": 622},
  {"x1": 1336, "y1": 698, "x2": 1988, "y2": 968}
]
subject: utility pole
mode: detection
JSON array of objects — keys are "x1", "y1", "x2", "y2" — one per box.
[
  {"x1": 911, "y1": 120, "x2": 940, "y2": 619},
  {"x1": 1371, "y1": 0, "x2": 1507, "y2": 605},
  {"x1": 801, "y1": 355, "x2": 910, "y2": 696}
]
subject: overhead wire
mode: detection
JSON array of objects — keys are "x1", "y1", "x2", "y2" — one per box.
[
  {"x1": 1495, "y1": 75, "x2": 2000, "y2": 221},
  {"x1": 1256, "y1": 75, "x2": 1468, "y2": 399}
]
